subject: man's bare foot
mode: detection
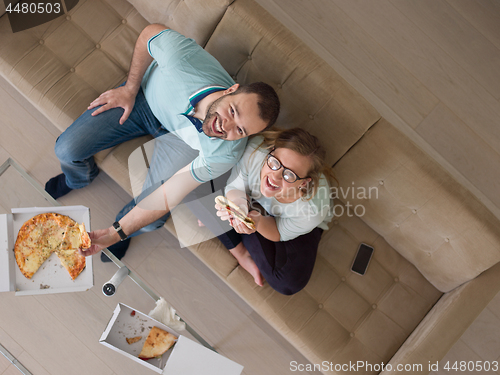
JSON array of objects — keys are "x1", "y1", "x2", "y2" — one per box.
[{"x1": 230, "y1": 243, "x2": 264, "y2": 287}]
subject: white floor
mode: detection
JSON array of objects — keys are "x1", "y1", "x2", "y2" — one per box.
[{"x1": 429, "y1": 290, "x2": 500, "y2": 375}]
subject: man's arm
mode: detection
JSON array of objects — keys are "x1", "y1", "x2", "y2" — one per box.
[
  {"x1": 80, "y1": 164, "x2": 202, "y2": 256},
  {"x1": 87, "y1": 23, "x2": 168, "y2": 124}
]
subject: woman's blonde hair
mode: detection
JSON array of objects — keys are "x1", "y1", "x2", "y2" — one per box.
[{"x1": 254, "y1": 127, "x2": 337, "y2": 199}]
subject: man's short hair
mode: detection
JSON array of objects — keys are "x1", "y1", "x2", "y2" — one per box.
[{"x1": 233, "y1": 82, "x2": 280, "y2": 130}]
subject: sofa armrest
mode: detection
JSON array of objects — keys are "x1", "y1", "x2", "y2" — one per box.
[{"x1": 381, "y1": 260, "x2": 500, "y2": 374}]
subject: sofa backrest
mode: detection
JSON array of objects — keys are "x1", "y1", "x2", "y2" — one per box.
[
  {"x1": 204, "y1": 0, "x2": 380, "y2": 166},
  {"x1": 333, "y1": 119, "x2": 500, "y2": 292},
  {"x1": 126, "y1": 0, "x2": 234, "y2": 46}
]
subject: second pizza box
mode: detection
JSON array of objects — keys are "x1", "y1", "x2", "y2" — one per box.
[
  {"x1": 0, "y1": 206, "x2": 93, "y2": 296},
  {"x1": 100, "y1": 303, "x2": 244, "y2": 375}
]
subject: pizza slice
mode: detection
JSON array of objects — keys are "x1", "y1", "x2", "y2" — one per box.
[
  {"x1": 44, "y1": 222, "x2": 67, "y2": 249},
  {"x1": 138, "y1": 327, "x2": 177, "y2": 359},
  {"x1": 55, "y1": 245, "x2": 86, "y2": 280},
  {"x1": 59, "y1": 223, "x2": 91, "y2": 251},
  {"x1": 215, "y1": 195, "x2": 256, "y2": 230},
  {"x1": 15, "y1": 245, "x2": 54, "y2": 279}
]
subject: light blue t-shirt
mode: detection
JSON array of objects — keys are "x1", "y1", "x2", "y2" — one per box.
[
  {"x1": 225, "y1": 137, "x2": 333, "y2": 241},
  {"x1": 141, "y1": 29, "x2": 247, "y2": 183}
]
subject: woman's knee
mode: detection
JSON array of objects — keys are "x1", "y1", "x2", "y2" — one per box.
[
  {"x1": 270, "y1": 279, "x2": 307, "y2": 296},
  {"x1": 262, "y1": 270, "x2": 309, "y2": 295}
]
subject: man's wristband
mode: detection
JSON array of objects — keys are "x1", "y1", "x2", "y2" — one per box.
[{"x1": 112, "y1": 221, "x2": 128, "y2": 241}]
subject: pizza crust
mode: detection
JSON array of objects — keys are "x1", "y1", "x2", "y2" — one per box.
[
  {"x1": 79, "y1": 223, "x2": 91, "y2": 249},
  {"x1": 14, "y1": 213, "x2": 88, "y2": 280},
  {"x1": 138, "y1": 327, "x2": 177, "y2": 359},
  {"x1": 126, "y1": 336, "x2": 142, "y2": 345}
]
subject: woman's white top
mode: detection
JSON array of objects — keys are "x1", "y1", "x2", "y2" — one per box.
[{"x1": 225, "y1": 136, "x2": 333, "y2": 241}]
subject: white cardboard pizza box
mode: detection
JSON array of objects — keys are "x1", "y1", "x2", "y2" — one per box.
[
  {"x1": 0, "y1": 206, "x2": 93, "y2": 295},
  {"x1": 100, "y1": 303, "x2": 244, "y2": 375}
]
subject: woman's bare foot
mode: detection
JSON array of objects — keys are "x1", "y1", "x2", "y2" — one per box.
[
  {"x1": 230, "y1": 243, "x2": 264, "y2": 287},
  {"x1": 197, "y1": 219, "x2": 205, "y2": 227}
]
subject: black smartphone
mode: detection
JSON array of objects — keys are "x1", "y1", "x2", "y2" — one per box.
[{"x1": 351, "y1": 243, "x2": 374, "y2": 275}]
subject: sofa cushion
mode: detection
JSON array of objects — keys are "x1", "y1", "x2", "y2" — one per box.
[
  {"x1": 94, "y1": 135, "x2": 153, "y2": 194},
  {"x1": 333, "y1": 119, "x2": 500, "y2": 292},
  {"x1": 225, "y1": 199, "x2": 442, "y2": 368},
  {"x1": 0, "y1": 0, "x2": 148, "y2": 132},
  {"x1": 204, "y1": 0, "x2": 380, "y2": 166}
]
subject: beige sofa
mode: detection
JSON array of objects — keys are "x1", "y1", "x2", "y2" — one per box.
[{"x1": 2, "y1": 0, "x2": 500, "y2": 373}]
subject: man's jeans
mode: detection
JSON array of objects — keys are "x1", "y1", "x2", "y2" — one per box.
[{"x1": 54, "y1": 86, "x2": 198, "y2": 236}]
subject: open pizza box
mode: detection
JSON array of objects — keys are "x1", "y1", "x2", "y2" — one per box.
[
  {"x1": 100, "y1": 303, "x2": 244, "y2": 374},
  {"x1": 0, "y1": 206, "x2": 93, "y2": 296}
]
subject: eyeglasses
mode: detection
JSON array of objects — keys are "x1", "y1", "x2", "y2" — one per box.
[{"x1": 266, "y1": 150, "x2": 308, "y2": 183}]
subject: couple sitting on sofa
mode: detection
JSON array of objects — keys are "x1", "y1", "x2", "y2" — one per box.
[{"x1": 44, "y1": 24, "x2": 334, "y2": 295}]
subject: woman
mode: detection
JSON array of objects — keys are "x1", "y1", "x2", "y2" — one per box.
[{"x1": 214, "y1": 128, "x2": 335, "y2": 295}]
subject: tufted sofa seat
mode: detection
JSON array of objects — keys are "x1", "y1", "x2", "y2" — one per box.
[{"x1": 2, "y1": 0, "x2": 500, "y2": 373}]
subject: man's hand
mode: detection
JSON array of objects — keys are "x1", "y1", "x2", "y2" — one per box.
[
  {"x1": 79, "y1": 227, "x2": 119, "y2": 257},
  {"x1": 88, "y1": 85, "x2": 137, "y2": 124},
  {"x1": 86, "y1": 24, "x2": 166, "y2": 124}
]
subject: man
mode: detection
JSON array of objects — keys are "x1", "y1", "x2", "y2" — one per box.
[{"x1": 45, "y1": 24, "x2": 280, "y2": 260}]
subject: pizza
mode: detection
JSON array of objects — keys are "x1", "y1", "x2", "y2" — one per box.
[
  {"x1": 215, "y1": 195, "x2": 256, "y2": 230},
  {"x1": 14, "y1": 213, "x2": 90, "y2": 280},
  {"x1": 138, "y1": 326, "x2": 177, "y2": 359}
]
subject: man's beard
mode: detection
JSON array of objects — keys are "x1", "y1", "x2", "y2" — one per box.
[{"x1": 202, "y1": 96, "x2": 226, "y2": 138}]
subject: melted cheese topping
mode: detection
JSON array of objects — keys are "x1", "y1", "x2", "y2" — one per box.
[
  {"x1": 59, "y1": 225, "x2": 81, "y2": 250},
  {"x1": 14, "y1": 213, "x2": 86, "y2": 280}
]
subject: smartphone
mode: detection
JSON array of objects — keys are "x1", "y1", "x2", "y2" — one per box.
[{"x1": 351, "y1": 243, "x2": 374, "y2": 275}]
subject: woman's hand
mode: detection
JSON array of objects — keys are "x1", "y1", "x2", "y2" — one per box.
[
  {"x1": 215, "y1": 202, "x2": 231, "y2": 221},
  {"x1": 230, "y1": 210, "x2": 260, "y2": 235},
  {"x1": 78, "y1": 227, "x2": 119, "y2": 257},
  {"x1": 215, "y1": 200, "x2": 249, "y2": 222}
]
